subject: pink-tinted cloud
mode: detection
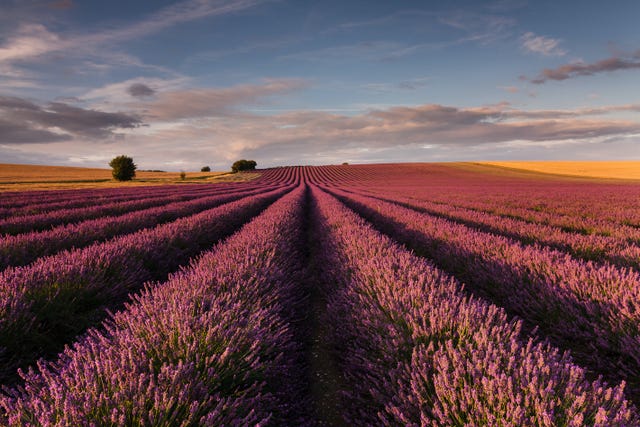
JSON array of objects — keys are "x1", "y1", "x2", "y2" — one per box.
[
  {"x1": 141, "y1": 79, "x2": 307, "y2": 120},
  {"x1": 520, "y1": 32, "x2": 566, "y2": 56},
  {"x1": 132, "y1": 103, "x2": 640, "y2": 163},
  {"x1": 0, "y1": 24, "x2": 60, "y2": 63},
  {"x1": 528, "y1": 50, "x2": 640, "y2": 83},
  {"x1": 5, "y1": 100, "x2": 639, "y2": 169}
]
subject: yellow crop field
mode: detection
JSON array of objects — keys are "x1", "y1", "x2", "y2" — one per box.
[
  {"x1": 477, "y1": 161, "x2": 640, "y2": 180},
  {"x1": 0, "y1": 164, "x2": 258, "y2": 192}
]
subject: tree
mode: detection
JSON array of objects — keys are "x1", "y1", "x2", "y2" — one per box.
[
  {"x1": 109, "y1": 155, "x2": 136, "y2": 181},
  {"x1": 201, "y1": 166, "x2": 211, "y2": 172},
  {"x1": 231, "y1": 159, "x2": 257, "y2": 173}
]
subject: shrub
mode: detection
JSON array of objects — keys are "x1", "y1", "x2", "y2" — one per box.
[
  {"x1": 201, "y1": 166, "x2": 211, "y2": 172},
  {"x1": 180, "y1": 171, "x2": 186, "y2": 180},
  {"x1": 231, "y1": 160, "x2": 257, "y2": 173},
  {"x1": 109, "y1": 155, "x2": 136, "y2": 181}
]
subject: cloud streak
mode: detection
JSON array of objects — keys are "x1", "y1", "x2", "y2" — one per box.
[
  {"x1": 0, "y1": 23, "x2": 60, "y2": 63},
  {"x1": 527, "y1": 50, "x2": 640, "y2": 84},
  {"x1": 520, "y1": 32, "x2": 566, "y2": 56},
  {"x1": 0, "y1": 0, "x2": 269, "y2": 65}
]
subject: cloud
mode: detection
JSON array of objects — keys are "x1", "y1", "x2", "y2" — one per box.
[
  {"x1": 0, "y1": 0, "x2": 269, "y2": 66},
  {"x1": 84, "y1": 0, "x2": 269, "y2": 46},
  {"x1": 0, "y1": 23, "x2": 60, "y2": 63},
  {"x1": 0, "y1": 95, "x2": 143, "y2": 143},
  {"x1": 398, "y1": 77, "x2": 430, "y2": 90},
  {"x1": 127, "y1": 83, "x2": 156, "y2": 97},
  {"x1": 6, "y1": 100, "x2": 639, "y2": 169},
  {"x1": 116, "y1": 102, "x2": 640, "y2": 169},
  {"x1": 141, "y1": 78, "x2": 307, "y2": 120},
  {"x1": 363, "y1": 77, "x2": 430, "y2": 92},
  {"x1": 0, "y1": 118, "x2": 71, "y2": 144},
  {"x1": 82, "y1": 77, "x2": 188, "y2": 107},
  {"x1": 520, "y1": 32, "x2": 566, "y2": 56},
  {"x1": 280, "y1": 41, "x2": 414, "y2": 62},
  {"x1": 527, "y1": 50, "x2": 640, "y2": 83},
  {"x1": 438, "y1": 10, "x2": 516, "y2": 45}
]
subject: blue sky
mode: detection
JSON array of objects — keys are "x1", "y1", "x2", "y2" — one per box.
[{"x1": 1, "y1": 0, "x2": 639, "y2": 170}]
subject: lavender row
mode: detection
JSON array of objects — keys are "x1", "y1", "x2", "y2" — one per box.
[
  {"x1": 0, "y1": 166, "x2": 278, "y2": 211},
  {"x1": 327, "y1": 188, "x2": 640, "y2": 398},
  {"x1": 310, "y1": 186, "x2": 636, "y2": 425},
  {"x1": 424, "y1": 185, "x2": 640, "y2": 229},
  {"x1": 0, "y1": 185, "x2": 292, "y2": 384},
  {"x1": 370, "y1": 185, "x2": 640, "y2": 243},
  {"x1": 0, "y1": 185, "x2": 284, "y2": 271},
  {"x1": 441, "y1": 194, "x2": 640, "y2": 243},
  {"x1": 0, "y1": 182, "x2": 278, "y2": 236},
  {"x1": 350, "y1": 188, "x2": 640, "y2": 270},
  {"x1": 0, "y1": 182, "x2": 245, "y2": 220},
  {"x1": 0, "y1": 182, "x2": 223, "y2": 209},
  {"x1": 305, "y1": 163, "x2": 640, "y2": 233},
  {"x1": 0, "y1": 185, "x2": 308, "y2": 426},
  {"x1": 0, "y1": 167, "x2": 287, "y2": 222}
]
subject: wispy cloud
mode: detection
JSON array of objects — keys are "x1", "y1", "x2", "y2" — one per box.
[
  {"x1": 326, "y1": 9, "x2": 435, "y2": 33},
  {"x1": 0, "y1": 0, "x2": 270, "y2": 66},
  {"x1": 438, "y1": 10, "x2": 516, "y2": 45},
  {"x1": 280, "y1": 41, "x2": 412, "y2": 62},
  {"x1": 0, "y1": 23, "x2": 60, "y2": 63},
  {"x1": 79, "y1": 0, "x2": 270, "y2": 47},
  {"x1": 363, "y1": 77, "x2": 430, "y2": 92},
  {"x1": 186, "y1": 36, "x2": 299, "y2": 63},
  {"x1": 526, "y1": 49, "x2": 640, "y2": 84},
  {"x1": 520, "y1": 32, "x2": 566, "y2": 56}
]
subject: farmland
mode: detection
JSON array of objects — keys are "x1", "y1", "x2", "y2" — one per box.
[
  {"x1": 0, "y1": 164, "x2": 258, "y2": 192},
  {"x1": 0, "y1": 163, "x2": 639, "y2": 425},
  {"x1": 478, "y1": 161, "x2": 640, "y2": 180}
]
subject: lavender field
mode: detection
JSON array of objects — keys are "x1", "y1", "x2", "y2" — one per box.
[{"x1": 1, "y1": 163, "x2": 639, "y2": 426}]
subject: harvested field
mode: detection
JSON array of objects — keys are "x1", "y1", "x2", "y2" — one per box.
[
  {"x1": 0, "y1": 164, "x2": 258, "y2": 192},
  {"x1": 477, "y1": 161, "x2": 640, "y2": 180}
]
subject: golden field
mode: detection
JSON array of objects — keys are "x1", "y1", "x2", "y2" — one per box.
[
  {"x1": 477, "y1": 161, "x2": 640, "y2": 180},
  {"x1": 0, "y1": 164, "x2": 259, "y2": 192}
]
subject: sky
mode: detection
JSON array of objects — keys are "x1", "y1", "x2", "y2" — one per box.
[{"x1": 1, "y1": 0, "x2": 639, "y2": 170}]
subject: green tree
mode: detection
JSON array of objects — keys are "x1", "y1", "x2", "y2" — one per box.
[
  {"x1": 231, "y1": 159, "x2": 257, "y2": 173},
  {"x1": 109, "y1": 155, "x2": 137, "y2": 181},
  {"x1": 201, "y1": 166, "x2": 211, "y2": 172}
]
